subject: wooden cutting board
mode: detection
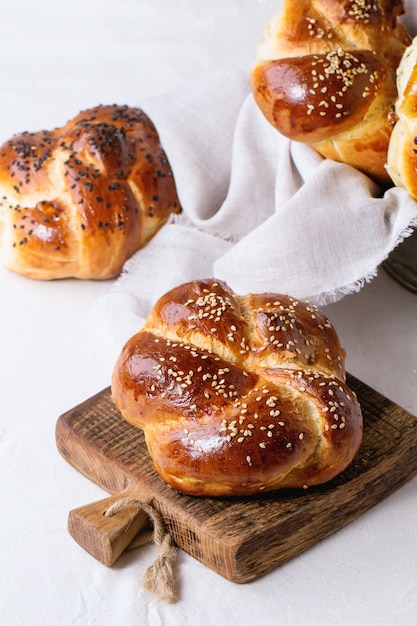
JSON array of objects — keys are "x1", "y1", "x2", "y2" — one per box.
[{"x1": 56, "y1": 374, "x2": 417, "y2": 584}]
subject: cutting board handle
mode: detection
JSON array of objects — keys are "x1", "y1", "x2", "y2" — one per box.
[{"x1": 68, "y1": 492, "x2": 150, "y2": 566}]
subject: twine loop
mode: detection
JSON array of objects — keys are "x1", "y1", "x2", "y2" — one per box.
[{"x1": 105, "y1": 498, "x2": 177, "y2": 603}]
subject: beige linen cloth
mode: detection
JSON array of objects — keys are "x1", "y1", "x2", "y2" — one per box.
[{"x1": 101, "y1": 67, "x2": 417, "y2": 345}]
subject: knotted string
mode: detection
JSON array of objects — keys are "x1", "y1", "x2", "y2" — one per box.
[{"x1": 104, "y1": 498, "x2": 177, "y2": 603}]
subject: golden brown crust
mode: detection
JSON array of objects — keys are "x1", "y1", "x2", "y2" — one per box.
[
  {"x1": 111, "y1": 279, "x2": 363, "y2": 497},
  {"x1": 0, "y1": 105, "x2": 181, "y2": 279},
  {"x1": 250, "y1": 0, "x2": 411, "y2": 185},
  {"x1": 251, "y1": 50, "x2": 387, "y2": 144},
  {"x1": 387, "y1": 37, "x2": 417, "y2": 199}
]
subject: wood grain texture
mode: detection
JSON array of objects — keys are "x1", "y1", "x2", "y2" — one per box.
[
  {"x1": 68, "y1": 494, "x2": 150, "y2": 566},
  {"x1": 56, "y1": 375, "x2": 417, "y2": 583}
]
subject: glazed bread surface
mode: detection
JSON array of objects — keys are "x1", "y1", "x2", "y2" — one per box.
[
  {"x1": 0, "y1": 104, "x2": 181, "y2": 280},
  {"x1": 111, "y1": 278, "x2": 363, "y2": 497},
  {"x1": 387, "y1": 36, "x2": 417, "y2": 199},
  {"x1": 251, "y1": 0, "x2": 411, "y2": 185}
]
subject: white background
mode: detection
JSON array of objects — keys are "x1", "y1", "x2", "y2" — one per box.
[{"x1": 1, "y1": 1, "x2": 417, "y2": 625}]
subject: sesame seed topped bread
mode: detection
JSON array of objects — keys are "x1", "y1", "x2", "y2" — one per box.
[
  {"x1": 0, "y1": 104, "x2": 181, "y2": 280},
  {"x1": 250, "y1": 0, "x2": 411, "y2": 186},
  {"x1": 111, "y1": 278, "x2": 363, "y2": 497}
]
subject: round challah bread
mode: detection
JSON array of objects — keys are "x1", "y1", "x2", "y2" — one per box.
[
  {"x1": 387, "y1": 36, "x2": 417, "y2": 199},
  {"x1": 250, "y1": 0, "x2": 411, "y2": 186},
  {"x1": 111, "y1": 278, "x2": 363, "y2": 497},
  {"x1": 0, "y1": 104, "x2": 180, "y2": 280}
]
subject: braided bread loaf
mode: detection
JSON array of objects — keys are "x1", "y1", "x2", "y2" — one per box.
[
  {"x1": 0, "y1": 105, "x2": 180, "y2": 280},
  {"x1": 111, "y1": 279, "x2": 363, "y2": 497},
  {"x1": 387, "y1": 36, "x2": 417, "y2": 199},
  {"x1": 250, "y1": 0, "x2": 411, "y2": 186}
]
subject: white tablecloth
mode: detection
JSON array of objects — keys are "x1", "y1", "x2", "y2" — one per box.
[{"x1": 1, "y1": 2, "x2": 417, "y2": 625}]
